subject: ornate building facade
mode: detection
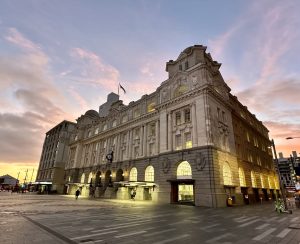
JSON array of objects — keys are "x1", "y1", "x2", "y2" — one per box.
[{"x1": 37, "y1": 45, "x2": 280, "y2": 207}]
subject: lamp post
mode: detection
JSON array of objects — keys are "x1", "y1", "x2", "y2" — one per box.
[{"x1": 270, "y1": 139, "x2": 288, "y2": 210}]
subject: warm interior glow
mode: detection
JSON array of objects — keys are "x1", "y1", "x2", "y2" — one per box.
[
  {"x1": 178, "y1": 184, "x2": 193, "y2": 201},
  {"x1": 185, "y1": 141, "x2": 192, "y2": 149},
  {"x1": 0, "y1": 162, "x2": 38, "y2": 183}
]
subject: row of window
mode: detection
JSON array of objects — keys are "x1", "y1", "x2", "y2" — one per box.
[
  {"x1": 79, "y1": 107, "x2": 191, "y2": 141},
  {"x1": 175, "y1": 108, "x2": 191, "y2": 125},
  {"x1": 223, "y1": 162, "x2": 278, "y2": 189},
  {"x1": 76, "y1": 161, "x2": 192, "y2": 184}
]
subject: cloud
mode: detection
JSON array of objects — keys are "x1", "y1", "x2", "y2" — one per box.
[
  {"x1": 237, "y1": 78, "x2": 300, "y2": 118},
  {"x1": 264, "y1": 120, "x2": 300, "y2": 157},
  {"x1": 140, "y1": 62, "x2": 154, "y2": 77},
  {"x1": 5, "y1": 28, "x2": 43, "y2": 54},
  {"x1": 0, "y1": 28, "x2": 72, "y2": 164},
  {"x1": 0, "y1": 89, "x2": 69, "y2": 163},
  {"x1": 67, "y1": 86, "x2": 89, "y2": 111},
  {"x1": 69, "y1": 47, "x2": 120, "y2": 91}
]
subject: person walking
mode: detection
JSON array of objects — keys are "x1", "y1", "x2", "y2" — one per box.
[{"x1": 75, "y1": 189, "x2": 80, "y2": 200}]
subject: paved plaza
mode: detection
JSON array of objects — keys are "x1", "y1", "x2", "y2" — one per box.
[{"x1": 0, "y1": 192, "x2": 300, "y2": 244}]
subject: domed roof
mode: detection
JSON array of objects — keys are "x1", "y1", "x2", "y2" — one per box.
[{"x1": 85, "y1": 109, "x2": 99, "y2": 117}]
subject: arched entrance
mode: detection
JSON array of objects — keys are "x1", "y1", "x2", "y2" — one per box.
[
  {"x1": 105, "y1": 170, "x2": 112, "y2": 187},
  {"x1": 116, "y1": 169, "x2": 124, "y2": 182},
  {"x1": 95, "y1": 171, "x2": 102, "y2": 187},
  {"x1": 168, "y1": 161, "x2": 194, "y2": 205}
]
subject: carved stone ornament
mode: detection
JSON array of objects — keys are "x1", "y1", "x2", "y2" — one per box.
[
  {"x1": 162, "y1": 157, "x2": 171, "y2": 174},
  {"x1": 195, "y1": 153, "x2": 207, "y2": 171}
]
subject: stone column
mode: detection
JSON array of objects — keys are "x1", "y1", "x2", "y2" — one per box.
[
  {"x1": 159, "y1": 110, "x2": 167, "y2": 153},
  {"x1": 143, "y1": 125, "x2": 147, "y2": 157},
  {"x1": 156, "y1": 120, "x2": 159, "y2": 155},
  {"x1": 115, "y1": 134, "x2": 120, "y2": 162},
  {"x1": 128, "y1": 130, "x2": 132, "y2": 160},
  {"x1": 191, "y1": 103, "x2": 198, "y2": 147},
  {"x1": 167, "y1": 112, "x2": 172, "y2": 151}
]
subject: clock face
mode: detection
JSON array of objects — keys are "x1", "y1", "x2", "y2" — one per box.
[{"x1": 107, "y1": 154, "x2": 112, "y2": 160}]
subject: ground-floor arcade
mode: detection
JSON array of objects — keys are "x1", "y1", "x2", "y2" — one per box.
[{"x1": 63, "y1": 147, "x2": 280, "y2": 207}]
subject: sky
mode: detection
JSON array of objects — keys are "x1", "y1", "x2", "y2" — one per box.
[{"x1": 0, "y1": 0, "x2": 300, "y2": 181}]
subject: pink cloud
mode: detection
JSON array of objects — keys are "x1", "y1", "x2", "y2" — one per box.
[
  {"x1": 70, "y1": 47, "x2": 120, "y2": 91},
  {"x1": 1, "y1": 28, "x2": 74, "y2": 164},
  {"x1": 264, "y1": 121, "x2": 300, "y2": 157},
  {"x1": 5, "y1": 28, "x2": 41, "y2": 52},
  {"x1": 67, "y1": 86, "x2": 89, "y2": 111}
]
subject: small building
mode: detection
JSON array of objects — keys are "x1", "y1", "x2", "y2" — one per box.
[{"x1": 0, "y1": 174, "x2": 18, "y2": 190}]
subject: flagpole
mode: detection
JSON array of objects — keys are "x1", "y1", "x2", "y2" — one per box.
[{"x1": 118, "y1": 83, "x2": 120, "y2": 96}]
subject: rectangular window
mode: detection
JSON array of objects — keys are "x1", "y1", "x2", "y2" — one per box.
[
  {"x1": 134, "y1": 146, "x2": 139, "y2": 158},
  {"x1": 184, "y1": 109, "x2": 191, "y2": 123},
  {"x1": 149, "y1": 143, "x2": 154, "y2": 155},
  {"x1": 134, "y1": 128, "x2": 140, "y2": 139},
  {"x1": 149, "y1": 123, "x2": 156, "y2": 136},
  {"x1": 185, "y1": 61, "x2": 189, "y2": 70},
  {"x1": 246, "y1": 132, "x2": 250, "y2": 142},
  {"x1": 113, "y1": 137, "x2": 117, "y2": 146},
  {"x1": 175, "y1": 135, "x2": 182, "y2": 150},
  {"x1": 222, "y1": 111, "x2": 226, "y2": 123},
  {"x1": 185, "y1": 133, "x2": 192, "y2": 149},
  {"x1": 175, "y1": 112, "x2": 181, "y2": 125},
  {"x1": 179, "y1": 64, "x2": 182, "y2": 71}
]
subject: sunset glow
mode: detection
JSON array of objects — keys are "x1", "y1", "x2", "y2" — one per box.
[{"x1": 0, "y1": 0, "x2": 300, "y2": 179}]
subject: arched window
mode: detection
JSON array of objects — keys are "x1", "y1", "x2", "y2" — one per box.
[
  {"x1": 112, "y1": 120, "x2": 117, "y2": 127},
  {"x1": 103, "y1": 124, "x2": 107, "y2": 131},
  {"x1": 223, "y1": 162, "x2": 232, "y2": 185},
  {"x1": 267, "y1": 176, "x2": 271, "y2": 189},
  {"x1": 177, "y1": 161, "x2": 192, "y2": 179},
  {"x1": 88, "y1": 172, "x2": 94, "y2": 184},
  {"x1": 147, "y1": 103, "x2": 155, "y2": 112},
  {"x1": 269, "y1": 176, "x2": 275, "y2": 189},
  {"x1": 174, "y1": 85, "x2": 188, "y2": 97},
  {"x1": 239, "y1": 167, "x2": 246, "y2": 187},
  {"x1": 129, "y1": 167, "x2": 137, "y2": 182},
  {"x1": 251, "y1": 171, "x2": 257, "y2": 188},
  {"x1": 260, "y1": 174, "x2": 265, "y2": 188},
  {"x1": 80, "y1": 173, "x2": 85, "y2": 184},
  {"x1": 145, "y1": 165, "x2": 154, "y2": 182},
  {"x1": 121, "y1": 115, "x2": 128, "y2": 123}
]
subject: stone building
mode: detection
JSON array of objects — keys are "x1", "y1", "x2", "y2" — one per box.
[
  {"x1": 39, "y1": 45, "x2": 280, "y2": 207},
  {"x1": 36, "y1": 120, "x2": 76, "y2": 193}
]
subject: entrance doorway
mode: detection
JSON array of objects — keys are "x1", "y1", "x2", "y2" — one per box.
[
  {"x1": 144, "y1": 188, "x2": 152, "y2": 200},
  {"x1": 253, "y1": 188, "x2": 260, "y2": 202},
  {"x1": 178, "y1": 184, "x2": 193, "y2": 202},
  {"x1": 262, "y1": 189, "x2": 268, "y2": 201},
  {"x1": 169, "y1": 180, "x2": 195, "y2": 205},
  {"x1": 241, "y1": 187, "x2": 249, "y2": 204}
]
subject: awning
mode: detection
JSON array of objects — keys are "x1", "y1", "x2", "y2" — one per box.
[
  {"x1": 113, "y1": 181, "x2": 156, "y2": 187},
  {"x1": 32, "y1": 182, "x2": 52, "y2": 185},
  {"x1": 167, "y1": 179, "x2": 195, "y2": 184}
]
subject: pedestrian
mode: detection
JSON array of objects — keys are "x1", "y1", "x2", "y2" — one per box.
[
  {"x1": 130, "y1": 189, "x2": 135, "y2": 200},
  {"x1": 132, "y1": 189, "x2": 136, "y2": 200},
  {"x1": 75, "y1": 189, "x2": 80, "y2": 200}
]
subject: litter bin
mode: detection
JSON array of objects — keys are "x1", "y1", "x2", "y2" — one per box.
[{"x1": 227, "y1": 197, "x2": 233, "y2": 207}]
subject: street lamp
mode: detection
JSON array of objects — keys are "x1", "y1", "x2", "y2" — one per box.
[{"x1": 270, "y1": 139, "x2": 288, "y2": 210}]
